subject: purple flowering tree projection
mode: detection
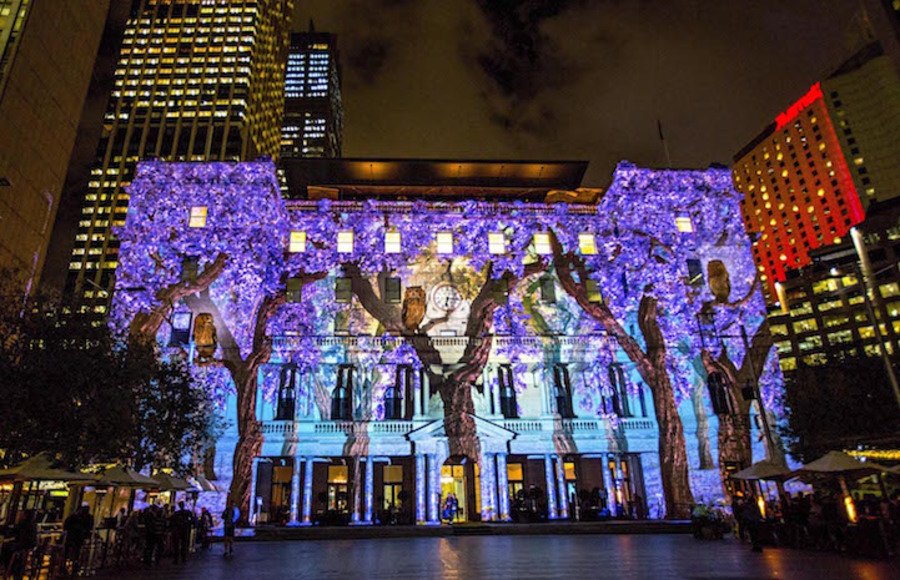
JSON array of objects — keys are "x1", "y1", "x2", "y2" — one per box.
[
  {"x1": 289, "y1": 200, "x2": 546, "y2": 460},
  {"x1": 114, "y1": 160, "x2": 779, "y2": 521},
  {"x1": 113, "y1": 162, "x2": 326, "y2": 520},
  {"x1": 543, "y1": 163, "x2": 778, "y2": 518}
]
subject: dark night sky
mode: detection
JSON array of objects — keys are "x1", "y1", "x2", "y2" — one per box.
[{"x1": 292, "y1": 0, "x2": 890, "y2": 187}]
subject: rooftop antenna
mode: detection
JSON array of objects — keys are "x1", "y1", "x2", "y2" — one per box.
[
  {"x1": 309, "y1": 18, "x2": 315, "y2": 33},
  {"x1": 658, "y1": 119, "x2": 673, "y2": 167}
]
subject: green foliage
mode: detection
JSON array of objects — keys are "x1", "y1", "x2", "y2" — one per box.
[
  {"x1": 0, "y1": 276, "x2": 218, "y2": 473},
  {"x1": 779, "y1": 356, "x2": 900, "y2": 463}
]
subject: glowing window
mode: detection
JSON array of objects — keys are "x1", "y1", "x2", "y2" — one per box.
[
  {"x1": 189, "y1": 206, "x2": 207, "y2": 228},
  {"x1": 579, "y1": 233, "x2": 597, "y2": 255},
  {"x1": 436, "y1": 231, "x2": 453, "y2": 254},
  {"x1": 385, "y1": 230, "x2": 401, "y2": 253},
  {"x1": 337, "y1": 230, "x2": 353, "y2": 253},
  {"x1": 533, "y1": 233, "x2": 551, "y2": 255},
  {"x1": 675, "y1": 215, "x2": 694, "y2": 233},
  {"x1": 289, "y1": 231, "x2": 306, "y2": 253},
  {"x1": 488, "y1": 232, "x2": 506, "y2": 254}
]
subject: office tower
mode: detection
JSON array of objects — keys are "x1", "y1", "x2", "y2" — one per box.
[
  {"x1": 63, "y1": 0, "x2": 293, "y2": 314},
  {"x1": 0, "y1": 0, "x2": 110, "y2": 295},
  {"x1": 733, "y1": 42, "x2": 900, "y2": 300},
  {"x1": 280, "y1": 27, "x2": 342, "y2": 160}
]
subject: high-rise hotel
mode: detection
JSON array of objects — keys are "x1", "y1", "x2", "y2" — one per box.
[
  {"x1": 280, "y1": 26, "x2": 342, "y2": 160},
  {"x1": 733, "y1": 42, "x2": 900, "y2": 300},
  {"x1": 64, "y1": 0, "x2": 293, "y2": 312}
]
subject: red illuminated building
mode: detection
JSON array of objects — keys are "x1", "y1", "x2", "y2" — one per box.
[{"x1": 733, "y1": 42, "x2": 900, "y2": 301}]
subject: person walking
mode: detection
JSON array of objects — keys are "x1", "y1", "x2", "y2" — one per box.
[
  {"x1": 222, "y1": 499, "x2": 238, "y2": 557},
  {"x1": 198, "y1": 508, "x2": 213, "y2": 550}
]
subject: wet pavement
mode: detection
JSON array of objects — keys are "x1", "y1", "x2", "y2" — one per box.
[{"x1": 101, "y1": 534, "x2": 899, "y2": 579}]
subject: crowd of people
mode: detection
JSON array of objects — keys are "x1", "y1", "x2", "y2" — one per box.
[
  {"x1": 692, "y1": 490, "x2": 900, "y2": 558},
  {"x1": 0, "y1": 498, "x2": 235, "y2": 578}
]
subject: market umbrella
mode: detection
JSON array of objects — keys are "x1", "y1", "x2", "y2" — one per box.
[
  {"x1": 792, "y1": 451, "x2": 887, "y2": 477},
  {"x1": 95, "y1": 465, "x2": 158, "y2": 488},
  {"x1": 191, "y1": 475, "x2": 224, "y2": 492},
  {"x1": 0, "y1": 454, "x2": 97, "y2": 483},
  {"x1": 731, "y1": 460, "x2": 792, "y2": 481},
  {"x1": 152, "y1": 473, "x2": 194, "y2": 491}
]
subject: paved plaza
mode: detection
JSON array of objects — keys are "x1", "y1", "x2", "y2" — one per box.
[{"x1": 100, "y1": 534, "x2": 899, "y2": 579}]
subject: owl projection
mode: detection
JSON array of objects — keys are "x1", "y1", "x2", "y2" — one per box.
[
  {"x1": 402, "y1": 286, "x2": 426, "y2": 332},
  {"x1": 707, "y1": 260, "x2": 732, "y2": 303},
  {"x1": 193, "y1": 312, "x2": 218, "y2": 359}
]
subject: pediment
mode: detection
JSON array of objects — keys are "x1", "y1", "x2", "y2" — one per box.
[{"x1": 406, "y1": 414, "x2": 517, "y2": 442}]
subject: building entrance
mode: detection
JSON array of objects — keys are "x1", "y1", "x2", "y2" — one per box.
[{"x1": 440, "y1": 463, "x2": 468, "y2": 522}]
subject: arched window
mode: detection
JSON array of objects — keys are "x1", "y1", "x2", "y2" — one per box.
[
  {"x1": 331, "y1": 365, "x2": 353, "y2": 420},
  {"x1": 276, "y1": 364, "x2": 298, "y2": 420},
  {"x1": 384, "y1": 365, "x2": 412, "y2": 421},
  {"x1": 498, "y1": 364, "x2": 518, "y2": 419},
  {"x1": 553, "y1": 364, "x2": 575, "y2": 419},
  {"x1": 384, "y1": 386, "x2": 402, "y2": 420},
  {"x1": 707, "y1": 371, "x2": 735, "y2": 416},
  {"x1": 608, "y1": 363, "x2": 630, "y2": 417}
]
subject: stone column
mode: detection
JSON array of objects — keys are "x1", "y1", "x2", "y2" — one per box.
[
  {"x1": 427, "y1": 454, "x2": 440, "y2": 524},
  {"x1": 539, "y1": 371, "x2": 550, "y2": 416},
  {"x1": 301, "y1": 457, "x2": 314, "y2": 525},
  {"x1": 543, "y1": 454, "x2": 558, "y2": 519},
  {"x1": 555, "y1": 454, "x2": 569, "y2": 519},
  {"x1": 415, "y1": 454, "x2": 426, "y2": 524},
  {"x1": 413, "y1": 377, "x2": 422, "y2": 419},
  {"x1": 364, "y1": 457, "x2": 374, "y2": 524},
  {"x1": 249, "y1": 457, "x2": 261, "y2": 525},
  {"x1": 288, "y1": 455, "x2": 301, "y2": 525},
  {"x1": 479, "y1": 453, "x2": 495, "y2": 521},
  {"x1": 496, "y1": 453, "x2": 510, "y2": 521},
  {"x1": 489, "y1": 454, "x2": 500, "y2": 521},
  {"x1": 602, "y1": 453, "x2": 615, "y2": 515}
]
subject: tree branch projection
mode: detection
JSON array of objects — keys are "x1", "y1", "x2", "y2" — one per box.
[{"x1": 112, "y1": 160, "x2": 784, "y2": 523}]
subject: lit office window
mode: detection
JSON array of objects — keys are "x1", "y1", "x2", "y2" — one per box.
[
  {"x1": 189, "y1": 206, "x2": 207, "y2": 228},
  {"x1": 337, "y1": 230, "x2": 353, "y2": 253},
  {"x1": 533, "y1": 233, "x2": 551, "y2": 255},
  {"x1": 436, "y1": 232, "x2": 453, "y2": 254},
  {"x1": 675, "y1": 215, "x2": 694, "y2": 233},
  {"x1": 579, "y1": 233, "x2": 597, "y2": 255},
  {"x1": 489, "y1": 232, "x2": 506, "y2": 255},
  {"x1": 289, "y1": 231, "x2": 306, "y2": 253},
  {"x1": 385, "y1": 230, "x2": 401, "y2": 253}
]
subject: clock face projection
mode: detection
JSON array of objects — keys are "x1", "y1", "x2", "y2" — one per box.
[{"x1": 432, "y1": 283, "x2": 462, "y2": 312}]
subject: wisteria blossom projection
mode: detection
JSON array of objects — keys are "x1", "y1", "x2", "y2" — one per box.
[{"x1": 113, "y1": 160, "x2": 781, "y2": 520}]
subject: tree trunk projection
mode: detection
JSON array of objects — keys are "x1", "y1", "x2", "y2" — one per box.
[
  {"x1": 552, "y1": 234, "x2": 695, "y2": 519},
  {"x1": 345, "y1": 261, "x2": 542, "y2": 461}
]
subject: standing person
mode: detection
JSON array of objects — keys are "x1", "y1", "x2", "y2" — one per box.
[
  {"x1": 449, "y1": 493, "x2": 459, "y2": 523},
  {"x1": 171, "y1": 501, "x2": 192, "y2": 564},
  {"x1": 222, "y1": 499, "x2": 237, "y2": 557},
  {"x1": 741, "y1": 498, "x2": 764, "y2": 552},
  {"x1": 9, "y1": 510, "x2": 37, "y2": 580},
  {"x1": 198, "y1": 508, "x2": 213, "y2": 550},
  {"x1": 63, "y1": 505, "x2": 92, "y2": 576}
]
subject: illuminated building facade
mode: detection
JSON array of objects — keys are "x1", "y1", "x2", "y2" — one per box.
[
  {"x1": 768, "y1": 199, "x2": 900, "y2": 374},
  {"x1": 63, "y1": 0, "x2": 293, "y2": 312},
  {"x1": 733, "y1": 42, "x2": 900, "y2": 300},
  {"x1": 112, "y1": 159, "x2": 779, "y2": 524},
  {"x1": 280, "y1": 28, "x2": 342, "y2": 159},
  {"x1": 0, "y1": 0, "x2": 110, "y2": 294}
]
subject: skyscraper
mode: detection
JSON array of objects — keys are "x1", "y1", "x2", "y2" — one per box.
[
  {"x1": 63, "y1": 0, "x2": 293, "y2": 313},
  {"x1": 0, "y1": 0, "x2": 110, "y2": 295},
  {"x1": 280, "y1": 27, "x2": 342, "y2": 160},
  {"x1": 733, "y1": 42, "x2": 900, "y2": 300}
]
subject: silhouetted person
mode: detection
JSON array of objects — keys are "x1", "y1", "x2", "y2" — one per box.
[
  {"x1": 64, "y1": 505, "x2": 92, "y2": 575},
  {"x1": 10, "y1": 510, "x2": 37, "y2": 580},
  {"x1": 171, "y1": 501, "x2": 191, "y2": 564}
]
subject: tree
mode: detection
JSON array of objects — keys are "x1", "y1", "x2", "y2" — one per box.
[
  {"x1": 0, "y1": 279, "x2": 216, "y2": 472},
  {"x1": 781, "y1": 356, "x2": 900, "y2": 463}
]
